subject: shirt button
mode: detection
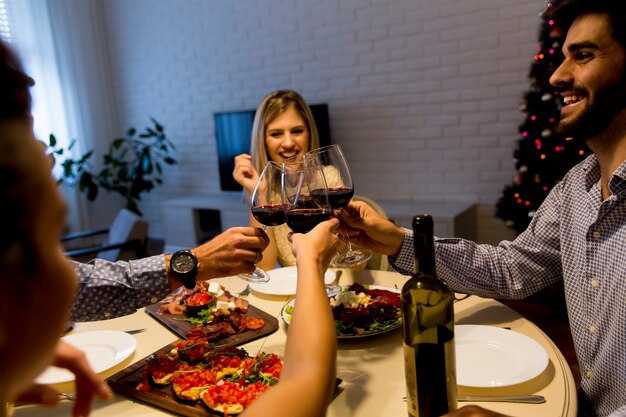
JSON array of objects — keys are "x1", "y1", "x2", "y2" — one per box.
[
  {"x1": 592, "y1": 231, "x2": 601, "y2": 239},
  {"x1": 591, "y1": 279, "x2": 599, "y2": 287},
  {"x1": 104, "y1": 311, "x2": 112, "y2": 318},
  {"x1": 151, "y1": 296, "x2": 158, "y2": 304},
  {"x1": 585, "y1": 370, "x2": 593, "y2": 378},
  {"x1": 588, "y1": 324, "x2": 597, "y2": 333}
]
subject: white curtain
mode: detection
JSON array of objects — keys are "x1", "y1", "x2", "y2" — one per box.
[
  {"x1": 3, "y1": 0, "x2": 121, "y2": 232},
  {"x1": 3, "y1": 0, "x2": 71, "y2": 150}
]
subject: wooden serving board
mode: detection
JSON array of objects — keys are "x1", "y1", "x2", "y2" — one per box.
[
  {"x1": 145, "y1": 302, "x2": 278, "y2": 346},
  {"x1": 107, "y1": 341, "x2": 220, "y2": 417},
  {"x1": 107, "y1": 342, "x2": 343, "y2": 417}
]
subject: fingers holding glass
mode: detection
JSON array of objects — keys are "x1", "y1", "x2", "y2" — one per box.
[
  {"x1": 283, "y1": 156, "x2": 340, "y2": 296},
  {"x1": 306, "y1": 145, "x2": 371, "y2": 268}
]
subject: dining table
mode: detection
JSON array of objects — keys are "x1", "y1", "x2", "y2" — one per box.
[{"x1": 15, "y1": 268, "x2": 577, "y2": 417}]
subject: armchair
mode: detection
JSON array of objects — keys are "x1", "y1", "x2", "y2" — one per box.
[{"x1": 62, "y1": 208, "x2": 149, "y2": 262}]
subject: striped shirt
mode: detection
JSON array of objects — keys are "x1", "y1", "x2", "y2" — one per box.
[{"x1": 391, "y1": 154, "x2": 626, "y2": 417}]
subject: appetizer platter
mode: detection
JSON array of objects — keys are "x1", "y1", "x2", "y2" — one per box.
[
  {"x1": 145, "y1": 282, "x2": 278, "y2": 346},
  {"x1": 107, "y1": 339, "x2": 282, "y2": 416},
  {"x1": 281, "y1": 283, "x2": 402, "y2": 339}
]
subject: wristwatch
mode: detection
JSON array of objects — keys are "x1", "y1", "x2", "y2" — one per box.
[{"x1": 169, "y1": 249, "x2": 198, "y2": 289}]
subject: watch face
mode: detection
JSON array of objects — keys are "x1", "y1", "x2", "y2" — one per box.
[{"x1": 172, "y1": 252, "x2": 197, "y2": 274}]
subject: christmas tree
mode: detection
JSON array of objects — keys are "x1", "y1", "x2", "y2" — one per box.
[{"x1": 496, "y1": 2, "x2": 589, "y2": 234}]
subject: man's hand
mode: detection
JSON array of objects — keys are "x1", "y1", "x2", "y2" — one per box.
[
  {"x1": 193, "y1": 226, "x2": 270, "y2": 280},
  {"x1": 441, "y1": 405, "x2": 511, "y2": 417},
  {"x1": 15, "y1": 340, "x2": 112, "y2": 417},
  {"x1": 339, "y1": 201, "x2": 405, "y2": 257}
]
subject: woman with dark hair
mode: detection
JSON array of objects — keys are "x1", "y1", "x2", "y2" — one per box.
[
  {"x1": 0, "y1": 41, "x2": 340, "y2": 417},
  {"x1": 0, "y1": 40, "x2": 113, "y2": 417}
]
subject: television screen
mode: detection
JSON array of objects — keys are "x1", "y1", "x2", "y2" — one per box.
[{"x1": 214, "y1": 104, "x2": 331, "y2": 192}]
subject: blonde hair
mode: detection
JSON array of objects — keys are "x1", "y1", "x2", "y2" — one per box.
[{"x1": 250, "y1": 90, "x2": 320, "y2": 173}]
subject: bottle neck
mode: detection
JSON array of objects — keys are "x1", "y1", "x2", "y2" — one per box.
[{"x1": 414, "y1": 228, "x2": 436, "y2": 276}]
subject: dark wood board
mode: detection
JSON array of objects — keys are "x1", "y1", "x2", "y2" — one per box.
[
  {"x1": 107, "y1": 341, "x2": 220, "y2": 417},
  {"x1": 107, "y1": 341, "x2": 343, "y2": 417},
  {"x1": 145, "y1": 303, "x2": 278, "y2": 346}
]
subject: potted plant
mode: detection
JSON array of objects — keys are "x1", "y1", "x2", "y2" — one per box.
[{"x1": 47, "y1": 117, "x2": 177, "y2": 215}]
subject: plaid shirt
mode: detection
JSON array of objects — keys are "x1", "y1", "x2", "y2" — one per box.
[
  {"x1": 70, "y1": 255, "x2": 170, "y2": 322},
  {"x1": 391, "y1": 154, "x2": 626, "y2": 417}
]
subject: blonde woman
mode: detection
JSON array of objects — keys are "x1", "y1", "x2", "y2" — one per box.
[{"x1": 233, "y1": 90, "x2": 333, "y2": 270}]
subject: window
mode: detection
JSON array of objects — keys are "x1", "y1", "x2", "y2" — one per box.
[{"x1": 1, "y1": 0, "x2": 71, "y2": 150}]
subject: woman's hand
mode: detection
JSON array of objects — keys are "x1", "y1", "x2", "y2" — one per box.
[
  {"x1": 233, "y1": 153, "x2": 259, "y2": 194},
  {"x1": 290, "y1": 219, "x2": 341, "y2": 271},
  {"x1": 15, "y1": 340, "x2": 113, "y2": 417}
]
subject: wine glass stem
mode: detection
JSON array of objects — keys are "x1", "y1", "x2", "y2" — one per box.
[{"x1": 344, "y1": 233, "x2": 354, "y2": 252}]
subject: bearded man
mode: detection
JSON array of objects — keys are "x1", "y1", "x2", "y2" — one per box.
[{"x1": 339, "y1": 1, "x2": 626, "y2": 416}]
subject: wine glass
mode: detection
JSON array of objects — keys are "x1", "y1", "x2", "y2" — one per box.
[
  {"x1": 283, "y1": 156, "x2": 340, "y2": 296},
  {"x1": 238, "y1": 161, "x2": 286, "y2": 283},
  {"x1": 307, "y1": 144, "x2": 372, "y2": 268},
  {"x1": 282, "y1": 157, "x2": 333, "y2": 233}
]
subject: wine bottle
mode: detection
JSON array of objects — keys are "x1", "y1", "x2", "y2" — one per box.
[{"x1": 402, "y1": 214, "x2": 457, "y2": 417}]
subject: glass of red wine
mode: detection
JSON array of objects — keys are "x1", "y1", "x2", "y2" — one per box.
[
  {"x1": 282, "y1": 157, "x2": 332, "y2": 234},
  {"x1": 238, "y1": 161, "x2": 286, "y2": 283},
  {"x1": 307, "y1": 144, "x2": 372, "y2": 268},
  {"x1": 283, "y1": 156, "x2": 340, "y2": 296}
]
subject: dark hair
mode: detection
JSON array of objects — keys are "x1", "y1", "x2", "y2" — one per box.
[
  {"x1": 0, "y1": 40, "x2": 34, "y2": 121},
  {"x1": 545, "y1": 0, "x2": 626, "y2": 48},
  {"x1": 0, "y1": 40, "x2": 37, "y2": 275}
]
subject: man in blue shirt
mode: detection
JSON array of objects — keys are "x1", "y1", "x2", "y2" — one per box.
[{"x1": 341, "y1": 1, "x2": 626, "y2": 416}]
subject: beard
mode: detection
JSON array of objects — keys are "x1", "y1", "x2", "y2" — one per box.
[{"x1": 555, "y1": 81, "x2": 626, "y2": 144}]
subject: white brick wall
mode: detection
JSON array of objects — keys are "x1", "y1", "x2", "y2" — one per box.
[{"x1": 97, "y1": 0, "x2": 547, "y2": 244}]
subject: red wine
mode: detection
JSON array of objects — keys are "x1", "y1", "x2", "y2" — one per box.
[
  {"x1": 311, "y1": 187, "x2": 354, "y2": 210},
  {"x1": 285, "y1": 193, "x2": 318, "y2": 209},
  {"x1": 251, "y1": 204, "x2": 287, "y2": 227},
  {"x1": 285, "y1": 208, "x2": 332, "y2": 233},
  {"x1": 402, "y1": 214, "x2": 456, "y2": 416}
]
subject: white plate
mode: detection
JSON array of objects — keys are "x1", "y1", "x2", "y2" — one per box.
[
  {"x1": 249, "y1": 266, "x2": 336, "y2": 296},
  {"x1": 35, "y1": 330, "x2": 137, "y2": 384},
  {"x1": 281, "y1": 285, "x2": 402, "y2": 339},
  {"x1": 455, "y1": 325, "x2": 549, "y2": 387}
]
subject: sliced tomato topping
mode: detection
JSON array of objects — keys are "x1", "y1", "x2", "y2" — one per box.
[
  {"x1": 188, "y1": 291, "x2": 212, "y2": 306},
  {"x1": 241, "y1": 317, "x2": 265, "y2": 330}
]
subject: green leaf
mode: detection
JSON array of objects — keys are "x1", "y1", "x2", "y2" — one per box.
[
  {"x1": 79, "y1": 150, "x2": 94, "y2": 163},
  {"x1": 49, "y1": 134, "x2": 57, "y2": 147},
  {"x1": 127, "y1": 128, "x2": 136, "y2": 137},
  {"x1": 112, "y1": 138, "x2": 125, "y2": 149},
  {"x1": 142, "y1": 155, "x2": 152, "y2": 174},
  {"x1": 152, "y1": 117, "x2": 164, "y2": 132},
  {"x1": 164, "y1": 156, "x2": 177, "y2": 165}
]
